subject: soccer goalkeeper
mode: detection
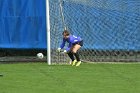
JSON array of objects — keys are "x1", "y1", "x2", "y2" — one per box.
[{"x1": 57, "y1": 30, "x2": 83, "y2": 66}]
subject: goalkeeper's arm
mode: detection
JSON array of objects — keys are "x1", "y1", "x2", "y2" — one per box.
[
  {"x1": 60, "y1": 38, "x2": 66, "y2": 49},
  {"x1": 57, "y1": 38, "x2": 66, "y2": 52}
]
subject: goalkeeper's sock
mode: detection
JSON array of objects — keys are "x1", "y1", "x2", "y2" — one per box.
[
  {"x1": 67, "y1": 52, "x2": 75, "y2": 61},
  {"x1": 73, "y1": 52, "x2": 80, "y2": 61}
]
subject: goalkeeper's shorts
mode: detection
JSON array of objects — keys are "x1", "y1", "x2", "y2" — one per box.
[{"x1": 73, "y1": 40, "x2": 83, "y2": 46}]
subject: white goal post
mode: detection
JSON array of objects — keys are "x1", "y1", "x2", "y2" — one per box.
[{"x1": 46, "y1": 0, "x2": 51, "y2": 65}]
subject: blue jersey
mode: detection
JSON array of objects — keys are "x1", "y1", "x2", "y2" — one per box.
[{"x1": 60, "y1": 35, "x2": 82, "y2": 51}]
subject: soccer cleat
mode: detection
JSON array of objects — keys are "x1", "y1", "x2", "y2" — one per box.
[
  {"x1": 72, "y1": 60, "x2": 77, "y2": 66},
  {"x1": 76, "y1": 61, "x2": 81, "y2": 66}
]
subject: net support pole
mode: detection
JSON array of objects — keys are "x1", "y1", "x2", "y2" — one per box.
[
  {"x1": 46, "y1": 0, "x2": 51, "y2": 65},
  {"x1": 59, "y1": 0, "x2": 67, "y2": 30}
]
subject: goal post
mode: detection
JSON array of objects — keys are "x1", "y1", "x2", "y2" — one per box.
[{"x1": 46, "y1": 0, "x2": 51, "y2": 65}]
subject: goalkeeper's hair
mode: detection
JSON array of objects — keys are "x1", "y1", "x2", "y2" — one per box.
[{"x1": 62, "y1": 30, "x2": 70, "y2": 36}]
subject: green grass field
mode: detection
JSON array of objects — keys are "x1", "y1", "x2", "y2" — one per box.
[{"x1": 0, "y1": 62, "x2": 140, "y2": 93}]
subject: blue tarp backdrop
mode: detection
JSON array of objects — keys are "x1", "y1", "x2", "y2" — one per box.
[
  {"x1": 0, "y1": 0, "x2": 46, "y2": 49},
  {"x1": 0, "y1": 0, "x2": 140, "y2": 50}
]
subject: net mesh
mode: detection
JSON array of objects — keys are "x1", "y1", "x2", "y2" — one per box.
[{"x1": 49, "y1": 0, "x2": 140, "y2": 64}]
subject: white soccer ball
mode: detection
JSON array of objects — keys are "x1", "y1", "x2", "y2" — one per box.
[{"x1": 37, "y1": 53, "x2": 44, "y2": 59}]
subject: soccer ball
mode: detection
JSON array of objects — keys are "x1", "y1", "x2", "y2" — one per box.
[{"x1": 37, "y1": 53, "x2": 44, "y2": 59}]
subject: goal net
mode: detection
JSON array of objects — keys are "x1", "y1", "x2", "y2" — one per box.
[{"x1": 49, "y1": 0, "x2": 140, "y2": 64}]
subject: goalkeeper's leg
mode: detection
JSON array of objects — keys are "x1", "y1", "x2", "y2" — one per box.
[
  {"x1": 73, "y1": 51, "x2": 81, "y2": 66},
  {"x1": 67, "y1": 52, "x2": 76, "y2": 65},
  {"x1": 72, "y1": 41, "x2": 83, "y2": 66},
  {"x1": 72, "y1": 45, "x2": 81, "y2": 66}
]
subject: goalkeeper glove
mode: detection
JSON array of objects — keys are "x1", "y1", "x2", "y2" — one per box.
[
  {"x1": 61, "y1": 50, "x2": 67, "y2": 54},
  {"x1": 63, "y1": 50, "x2": 67, "y2": 53},
  {"x1": 57, "y1": 48, "x2": 61, "y2": 52}
]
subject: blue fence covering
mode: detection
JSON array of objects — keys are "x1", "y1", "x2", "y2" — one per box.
[{"x1": 0, "y1": 0, "x2": 46, "y2": 49}]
